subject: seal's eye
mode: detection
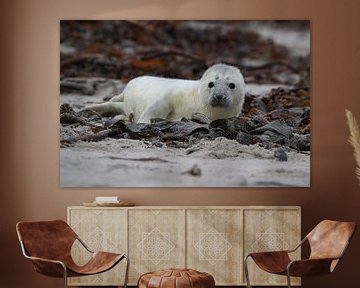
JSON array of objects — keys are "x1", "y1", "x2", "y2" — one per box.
[
  {"x1": 208, "y1": 82, "x2": 214, "y2": 88},
  {"x1": 229, "y1": 83, "x2": 236, "y2": 89}
]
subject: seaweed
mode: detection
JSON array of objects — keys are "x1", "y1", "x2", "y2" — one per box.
[{"x1": 60, "y1": 85, "x2": 310, "y2": 151}]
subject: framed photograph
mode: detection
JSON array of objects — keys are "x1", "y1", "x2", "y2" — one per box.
[{"x1": 60, "y1": 20, "x2": 310, "y2": 187}]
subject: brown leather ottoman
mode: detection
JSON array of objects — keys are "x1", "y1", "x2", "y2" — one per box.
[{"x1": 138, "y1": 268, "x2": 215, "y2": 288}]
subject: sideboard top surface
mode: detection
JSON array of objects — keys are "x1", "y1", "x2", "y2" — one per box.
[{"x1": 68, "y1": 206, "x2": 301, "y2": 210}]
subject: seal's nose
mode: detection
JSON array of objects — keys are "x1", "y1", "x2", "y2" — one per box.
[{"x1": 215, "y1": 94, "x2": 225, "y2": 101}]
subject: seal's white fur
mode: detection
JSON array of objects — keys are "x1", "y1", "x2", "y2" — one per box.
[{"x1": 86, "y1": 64, "x2": 245, "y2": 123}]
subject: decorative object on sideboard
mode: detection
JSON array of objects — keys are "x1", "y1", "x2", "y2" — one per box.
[
  {"x1": 83, "y1": 196, "x2": 135, "y2": 207},
  {"x1": 244, "y1": 220, "x2": 357, "y2": 288},
  {"x1": 16, "y1": 220, "x2": 129, "y2": 288},
  {"x1": 94, "y1": 196, "x2": 119, "y2": 203},
  {"x1": 346, "y1": 109, "x2": 360, "y2": 186},
  {"x1": 83, "y1": 201, "x2": 136, "y2": 207}
]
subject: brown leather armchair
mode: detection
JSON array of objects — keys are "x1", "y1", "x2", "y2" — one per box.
[
  {"x1": 244, "y1": 220, "x2": 356, "y2": 288},
  {"x1": 16, "y1": 220, "x2": 129, "y2": 288}
]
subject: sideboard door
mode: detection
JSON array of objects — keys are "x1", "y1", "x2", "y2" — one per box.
[
  {"x1": 186, "y1": 209, "x2": 243, "y2": 285},
  {"x1": 68, "y1": 208, "x2": 127, "y2": 286},
  {"x1": 128, "y1": 209, "x2": 186, "y2": 284},
  {"x1": 243, "y1": 208, "x2": 301, "y2": 286}
]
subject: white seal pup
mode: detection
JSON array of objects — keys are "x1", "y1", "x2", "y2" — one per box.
[{"x1": 85, "y1": 63, "x2": 246, "y2": 123}]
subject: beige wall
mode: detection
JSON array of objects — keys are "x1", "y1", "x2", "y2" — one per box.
[{"x1": 1, "y1": 0, "x2": 360, "y2": 287}]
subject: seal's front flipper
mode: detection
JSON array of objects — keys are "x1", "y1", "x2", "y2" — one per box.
[
  {"x1": 83, "y1": 102, "x2": 126, "y2": 117},
  {"x1": 109, "y1": 92, "x2": 124, "y2": 102}
]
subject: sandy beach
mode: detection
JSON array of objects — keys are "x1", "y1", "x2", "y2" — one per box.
[{"x1": 61, "y1": 137, "x2": 309, "y2": 187}]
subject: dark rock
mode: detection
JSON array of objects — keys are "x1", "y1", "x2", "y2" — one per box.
[
  {"x1": 60, "y1": 103, "x2": 75, "y2": 114},
  {"x1": 251, "y1": 119, "x2": 292, "y2": 144},
  {"x1": 236, "y1": 131, "x2": 261, "y2": 145},
  {"x1": 274, "y1": 147, "x2": 288, "y2": 161},
  {"x1": 181, "y1": 164, "x2": 201, "y2": 177},
  {"x1": 191, "y1": 113, "x2": 210, "y2": 124},
  {"x1": 290, "y1": 134, "x2": 310, "y2": 151}
]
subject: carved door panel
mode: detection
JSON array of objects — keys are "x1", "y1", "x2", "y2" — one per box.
[
  {"x1": 128, "y1": 209, "x2": 186, "y2": 284},
  {"x1": 243, "y1": 209, "x2": 301, "y2": 286},
  {"x1": 187, "y1": 209, "x2": 243, "y2": 285},
  {"x1": 68, "y1": 208, "x2": 128, "y2": 286}
]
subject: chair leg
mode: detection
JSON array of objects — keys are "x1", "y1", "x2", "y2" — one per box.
[
  {"x1": 123, "y1": 255, "x2": 130, "y2": 288},
  {"x1": 286, "y1": 269, "x2": 291, "y2": 288},
  {"x1": 62, "y1": 264, "x2": 68, "y2": 288},
  {"x1": 244, "y1": 255, "x2": 252, "y2": 288}
]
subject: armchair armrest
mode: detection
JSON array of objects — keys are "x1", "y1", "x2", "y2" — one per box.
[
  {"x1": 247, "y1": 250, "x2": 291, "y2": 259},
  {"x1": 285, "y1": 237, "x2": 307, "y2": 253},
  {"x1": 28, "y1": 255, "x2": 67, "y2": 277},
  {"x1": 19, "y1": 240, "x2": 67, "y2": 277},
  {"x1": 76, "y1": 236, "x2": 94, "y2": 253},
  {"x1": 246, "y1": 236, "x2": 306, "y2": 259}
]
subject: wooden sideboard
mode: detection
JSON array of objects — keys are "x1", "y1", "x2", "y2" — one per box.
[{"x1": 67, "y1": 206, "x2": 301, "y2": 286}]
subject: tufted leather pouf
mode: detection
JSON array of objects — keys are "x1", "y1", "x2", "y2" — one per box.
[{"x1": 138, "y1": 268, "x2": 215, "y2": 288}]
